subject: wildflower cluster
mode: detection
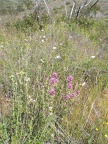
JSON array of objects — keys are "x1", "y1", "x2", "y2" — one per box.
[
  {"x1": 49, "y1": 73, "x2": 80, "y2": 99},
  {"x1": 65, "y1": 75, "x2": 80, "y2": 100},
  {"x1": 49, "y1": 72, "x2": 58, "y2": 96}
]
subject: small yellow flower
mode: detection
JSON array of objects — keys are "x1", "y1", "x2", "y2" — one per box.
[
  {"x1": 107, "y1": 122, "x2": 108, "y2": 125},
  {"x1": 96, "y1": 128, "x2": 98, "y2": 131},
  {"x1": 105, "y1": 134, "x2": 108, "y2": 138}
]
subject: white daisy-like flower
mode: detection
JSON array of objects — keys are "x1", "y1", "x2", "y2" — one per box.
[
  {"x1": 60, "y1": 43, "x2": 62, "y2": 46},
  {"x1": 69, "y1": 35, "x2": 72, "y2": 39},
  {"x1": 49, "y1": 112, "x2": 53, "y2": 115},
  {"x1": 91, "y1": 56, "x2": 96, "y2": 59},
  {"x1": 41, "y1": 29, "x2": 44, "y2": 32},
  {"x1": 40, "y1": 59, "x2": 44, "y2": 63},
  {"x1": 51, "y1": 134, "x2": 54, "y2": 137},
  {"x1": 82, "y1": 82, "x2": 86, "y2": 86},
  {"x1": 42, "y1": 36, "x2": 46, "y2": 39},
  {"x1": 10, "y1": 75, "x2": 14, "y2": 78},
  {"x1": 55, "y1": 55, "x2": 61, "y2": 59},
  {"x1": 29, "y1": 98, "x2": 36, "y2": 103},
  {"x1": 24, "y1": 39, "x2": 28, "y2": 42},
  {"x1": 24, "y1": 77, "x2": 30, "y2": 82},
  {"x1": 49, "y1": 107, "x2": 53, "y2": 111},
  {"x1": 0, "y1": 45, "x2": 3, "y2": 48},
  {"x1": 52, "y1": 46, "x2": 56, "y2": 50},
  {"x1": 41, "y1": 39, "x2": 45, "y2": 43}
]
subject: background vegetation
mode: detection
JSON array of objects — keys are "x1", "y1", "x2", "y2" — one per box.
[{"x1": 0, "y1": 0, "x2": 108, "y2": 143}]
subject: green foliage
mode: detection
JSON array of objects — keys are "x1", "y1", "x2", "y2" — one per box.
[
  {"x1": 22, "y1": 0, "x2": 34, "y2": 10},
  {"x1": 0, "y1": 0, "x2": 34, "y2": 15},
  {"x1": 6, "y1": 11, "x2": 50, "y2": 34},
  {"x1": 0, "y1": 9, "x2": 108, "y2": 143}
]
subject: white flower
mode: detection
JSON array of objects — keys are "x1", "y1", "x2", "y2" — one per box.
[
  {"x1": 0, "y1": 45, "x2": 3, "y2": 48},
  {"x1": 91, "y1": 56, "x2": 95, "y2": 59},
  {"x1": 29, "y1": 98, "x2": 36, "y2": 103},
  {"x1": 82, "y1": 82, "x2": 86, "y2": 86},
  {"x1": 51, "y1": 134, "x2": 54, "y2": 137},
  {"x1": 16, "y1": 72, "x2": 19, "y2": 76},
  {"x1": 55, "y1": 55, "x2": 61, "y2": 59},
  {"x1": 49, "y1": 112, "x2": 53, "y2": 115},
  {"x1": 40, "y1": 59, "x2": 44, "y2": 63},
  {"x1": 42, "y1": 36, "x2": 46, "y2": 39},
  {"x1": 69, "y1": 35, "x2": 72, "y2": 39},
  {"x1": 41, "y1": 29, "x2": 44, "y2": 32},
  {"x1": 10, "y1": 75, "x2": 14, "y2": 78},
  {"x1": 52, "y1": 46, "x2": 56, "y2": 50},
  {"x1": 49, "y1": 107, "x2": 53, "y2": 111},
  {"x1": 41, "y1": 39, "x2": 45, "y2": 43},
  {"x1": 49, "y1": 106, "x2": 53, "y2": 110},
  {"x1": 28, "y1": 95, "x2": 36, "y2": 103},
  {"x1": 60, "y1": 43, "x2": 62, "y2": 46},
  {"x1": 24, "y1": 39, "x2": 28, "y2": 42},
  {"x1": 24, "y1": 77, "x2": 30, "y2": 82}
]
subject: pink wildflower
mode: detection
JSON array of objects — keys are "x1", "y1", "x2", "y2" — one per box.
[
  {"x1": 65, "y1": 94, "x2": 70, "y2": 100},
  {"x1": 55, "y1": 78, "x2": 59, "y2": 83},
  {"x1": 50, "y1": 77, "x2": 58, "y2": 85},
  {"x1": 68, "y1": 83, "x2": 72, "y2": 89},
  {"x1": 71, "y1": 93, "x2": 76, "y2": 98},
  {"x1": 52, "y1": 72, "x2": 58, "y2": 79},
  {"x1": 67, "y1": 75, "x2": 73, "y2": 82},
  {"x1": 50, "y1": 89, "x2": 55, "y2": 96},
  {"x1": 76, "y1": 90, "x2": 80, "y2": 95},
  {"x1": 50, "y1": 77, "x2": 55, "y2": 85}
]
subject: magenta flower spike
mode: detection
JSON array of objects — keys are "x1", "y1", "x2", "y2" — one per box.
[
  {"x1": 50, "y1": 89, "x2": 55, "y2": 96},
  {"x1": 52, "y1": 72, "x2": 58, "y2": 79},
  {"x1": 67, "y1": 75, "x2": 73, "y2": 82},
  {"x1": 71, "y1": 93, "x2": 76, "y2": 98},
  {"x1": 55, "y1": 78, "x2": 59, "y2": 83},
  {"x1": 76, "y1": 90, "x2": 80, "y2": 95},
  {"x1": 68, "y1": 83, "x2": 72, "y2": 89},
  {"x1": 65, "y1": 94, "x2": 70, "y2": 100},
  {"x1": 50, "y1": 77, "x2": 55, "y2": 85}
]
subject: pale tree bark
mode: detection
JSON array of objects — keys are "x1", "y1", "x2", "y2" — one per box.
[
  {"x1": 76, "y1": 0, "x2": 100, "y2": 18},
  {"x1": 31, "y1": 0, "x2": 100, "y2": 20},
  {"x1": 76, "y1": 3, "x2": 85, "y2": 18},
  {"x1": 84, "y1": 0, "x2": 93, "y2": 7},
  {"x1": 69, "y1": 0, "x2": 76, "y2": 19},
  {"x1": 89, "y1": 0, "x2": 99, "y2": 10},
  {"x1": 43, "y1": 0, "x2": 50, "y2": 16}
]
